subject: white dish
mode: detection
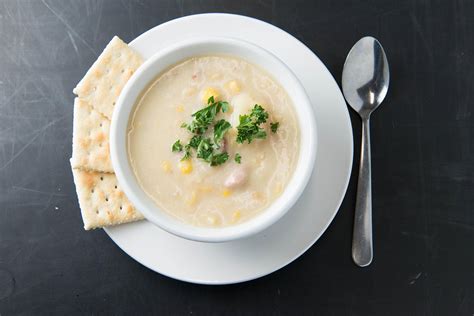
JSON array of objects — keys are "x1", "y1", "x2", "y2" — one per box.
[
  {"x1": 105, "y1": 13, "x2": 353, "y2": 284},
  {"x1": 110, "y1": 37, "x2": 317, "y2": 242}
]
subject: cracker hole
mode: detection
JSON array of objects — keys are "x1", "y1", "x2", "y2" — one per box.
[
  {"x1": 113, "y1": 102, "x2": 116, "y2": 106},
  {"x1": 100, "y1": 177, "x2": 104, "y2": 181},
  {"x1": 105, "y1": 197, "x2": 109, "y2": 202},
  {"x1": 114, "y1": 185, "x2": 118, "y2": 189},
  {"x1": 119, "y1": 206, "x2": 123, "y2": 210},
  {"x1": 96, "y1": 210, "x2": 99, "y2": 214},
  {"x1": 121, "y1": 69, "x2": 125, "y2": 73},
  {"x1": 91, "y1": 189, "x2": 94, "y2": 193},
  {"x1": 99, "y1": 123, "x2": 102, "y2": 127}
]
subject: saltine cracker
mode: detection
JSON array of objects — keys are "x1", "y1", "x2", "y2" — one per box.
[
  {"x1": 71, "y1": 98, "x2": 113, "y2": 173},
  {"x1": 71, "y1": 164, "x2": 143, "y2": 230},
  {"x1": 73, "y1": 36, "x2": 143, "y2": 119}
]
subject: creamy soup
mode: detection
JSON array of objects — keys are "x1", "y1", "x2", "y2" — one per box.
[{"x1": 128, "y1": 56, "x2": 299, "y2": 227}]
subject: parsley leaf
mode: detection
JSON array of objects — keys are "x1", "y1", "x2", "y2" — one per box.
[
  {"x1": 207, "y1": 96, "x2": 229, "y2": 113},
  {"x1": 172, "y1": 140, "x2": 183, "y2": 152},
  {"x1": 210, "y1": 152, "x2": 229, "y2": 166},
  {"x1": 236, "y1": 104, "x2": 269, "y2": 144},
  {"x1": 218, "y1": 101, "x2": 229, "y2": 113},
  {"x1": 188, "y1": 135, "x2": 202, "y2": 149},
  {"x1": 270, "y1": 122, "x2": 279, "y2": 133},
  {"x1": 188, "y1": 105, "x2": 217, "y2": 134},
  {"x1": 235, "y1": 153, "x2": 241, "y2": 164},
  {"x1": 196, "y1": 138, "x2": 214, "y2": 162},
  {"x1": 181, "y1": 146, "x2": 192, "y2": 161},
  {"x1": 213, "y1": 119, "x2": 231, "y2": 147},
  {"x1": 185, "y1": 97, "x2": 230, "y2": 134},
  {"x1": 251, "y1": 104, "x2": 269, "y2": 124}
]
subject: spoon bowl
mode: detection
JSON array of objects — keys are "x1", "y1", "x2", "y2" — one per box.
[{"x1": 342, "y1": 37, "x2": 389, "y2": 118}]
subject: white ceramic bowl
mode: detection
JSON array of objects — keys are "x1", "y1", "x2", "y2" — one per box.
[{"x1": 110, "y1": 37, "x2": 317, "y2": 243}]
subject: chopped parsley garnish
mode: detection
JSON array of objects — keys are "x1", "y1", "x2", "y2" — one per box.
[
  {"x1": 250, "y1": 104, "x2": 269, "y2": 125},
  {"x1": 188, "y1": 136, "x2": 229, "y2": 166},
  {"x1": 236, "y1": 104, "x2": 269, "y2": 144},
  {"x1": 181, "y1": 146, "x2": 192, "y2": 161},
  {"x1": 213, "y1": 119, "x2": 231, "y2": 147},
  {"x1": 184, "y1": 96, "x2": 229, "y2": 134},
  {"x1": 196, "y1": 137, "x2": 214, "y2": 162},
  {"x1": 235, "y1": 153, "x2": 241, "y2": 164},
  {"x1": 173, "y1": 99, "x2": 277, "y2": 166},
  {"x1": 210, "y1": 152, "x2": 229, "y2": 166},
  {"x1": 188, "y1": 135, "x2": 202, "y2": 149},
  {"x1": 172, "y1": 140, "x2": 183, "y2": 152},
  {"x1": 270, "y1": 122, "x2": 280, "y2": 133}
]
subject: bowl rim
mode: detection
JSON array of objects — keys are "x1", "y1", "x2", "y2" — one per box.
[{"x1": 110, "y1": 36, "x2": 317, "y2": 242}]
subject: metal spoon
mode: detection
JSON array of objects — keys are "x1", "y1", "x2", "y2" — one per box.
[{"x1": 342, "y1": 36, "x2": 389, "y2": 267}]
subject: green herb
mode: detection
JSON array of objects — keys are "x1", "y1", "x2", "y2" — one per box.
[
  {"x1": 236, "y1": 104, "x2": 269, "y2": 144},
  {"x1": 210, "y1": 152, "x2": 229, "y2": 166},
  {"x1": 181, "y1": 146, "x2": 192, "y2": 161},
  {"x1": 188, "y1": 135, "x2": 202, "y2": 149},
  {"x1": 213, "y1": 119, "x2": 231, "y2": 147},
  {"x1": 234, "y1": 153, "x2": 241, "y2": 164},
  {"x1": 250, "y1": 104, "x2": 269, "y2": 124},
  {"x1": 196, "y1": 138, "x2": 214, "y2": 162},
  {"x1": 187, "y1": 106, "x2": 216, "y2": 134},
  {"x1": 270, "y1": 122, "x2": 279, "y2": 133},
  {"x1": 220, "y1": 102, "x2": 229, "y2": 113},
  {"x1": 174, "y1": 100, "x2": 273, "y2": 167},
  {"x1": 207, "y1": 96, "x2": 230, "y2": 113},
  {"x1": 172, "y1": 140, "x2": 183, "y2": 152},
  {"x1": 185, "y1": 96, "x2": 230, "y2": 134}
]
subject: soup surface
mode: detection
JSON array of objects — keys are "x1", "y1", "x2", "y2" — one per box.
[{"x1": 128, "y1": 56, "x2": 299, "y2": 227}]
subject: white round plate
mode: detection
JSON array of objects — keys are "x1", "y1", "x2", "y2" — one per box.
[{"x1": 105, "y1": 13, "x2": 353, "y2": 285}]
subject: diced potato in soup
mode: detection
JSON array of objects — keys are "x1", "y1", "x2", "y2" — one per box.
[{"x1": 128, "y1": 56, "x2": 299, "y2": 227}]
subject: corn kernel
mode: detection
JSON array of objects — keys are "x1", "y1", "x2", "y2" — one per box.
[
  {"x1": 201, "y1": 87, "x2": 220, "y2": 103},
  {"x1": 186, "y1": 191, "x2": 197, "y2": 206},
  {"x1": 161, "y1": 160, "x2": 171, "y2": 173},
  {"x1": 232, "y1": 210, "x2": 241, "y2": 222},
  {"x1": 222, "y1": 189, "x2": 232, "y2": 197},
  {"x1": 176, "y1": 104, "x2": 184, "y2": 113},
  {"x1": 179, "y1": 160, "x2": 193, "y2": 174},
  {"x1": 226, "y1": 80, "x2": 241, "y2": 94}
]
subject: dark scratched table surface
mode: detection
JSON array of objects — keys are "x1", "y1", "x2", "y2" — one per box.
[{"x1": 0, "y1": 0, "x2": 473, "y2": 315}]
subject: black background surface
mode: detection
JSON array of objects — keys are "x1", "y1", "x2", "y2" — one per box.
[{"x1": 0, "y1": 0, "x2": 473, "y2": 315}]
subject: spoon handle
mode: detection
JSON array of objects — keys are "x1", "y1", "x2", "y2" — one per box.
[{"x1": 352, "y1": 117, "x2": 373, "y2": 267}]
